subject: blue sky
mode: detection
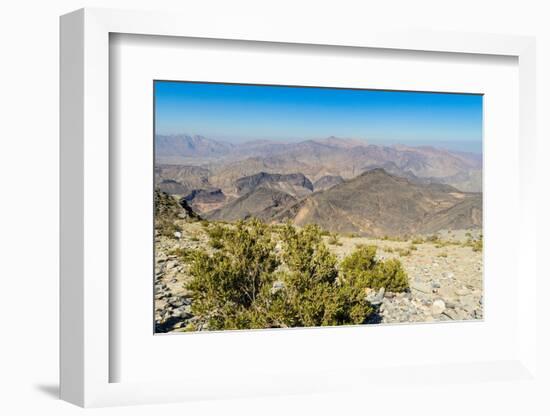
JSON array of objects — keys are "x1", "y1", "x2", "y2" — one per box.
[{"x1": 154, "y1": 81, "x2": 483, "y2": 153}]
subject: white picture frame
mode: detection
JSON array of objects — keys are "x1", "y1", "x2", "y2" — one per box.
[{"x1": 60, "y1": 7, "x2": 538, "y2": 407}]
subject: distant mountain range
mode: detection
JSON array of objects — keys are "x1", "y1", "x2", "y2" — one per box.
[
  {"x1": 155, "y1": 134, "x2": 482, "y2": 192},
  {"x1": 154, "y1": 134, "x2": 483, "y2": 236}
]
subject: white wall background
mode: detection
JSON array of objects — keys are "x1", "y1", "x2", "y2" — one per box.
[{"x1": 0, "y1": 1, "x2": 548, "y2": 415}]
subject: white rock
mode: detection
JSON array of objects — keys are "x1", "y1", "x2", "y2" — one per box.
[
  {"x1": 411, "y1": 283, "x2": 432, "y2": 294},
  {"x1": 174, "y1": 231, "x2": 182, "y2": 239},
  {"x1": 431, "y1": 299, "x2": 446, "y2": 315}
]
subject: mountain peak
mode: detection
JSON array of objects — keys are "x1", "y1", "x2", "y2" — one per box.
[
  {"x1": 312, "y1": 136, "x2": 366, "y2": 148},
  {"x1": 359, "y1": 167, "x2": 394, "y2": 177}
]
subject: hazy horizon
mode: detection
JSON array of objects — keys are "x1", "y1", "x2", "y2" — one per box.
[
  {"x1": 154, "y1": 81, "x2": 483, "y2": 154},
  {"x1": 155, "y1": 132, "x2": 482, "y2": 155}
]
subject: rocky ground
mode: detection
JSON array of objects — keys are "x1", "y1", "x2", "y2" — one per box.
[
  {"x1": 327, "y1": 230, "x2": 483, "y2": 324},
  {"x1": 155, "y1": 223, "x2": 483, "y2": 332}
]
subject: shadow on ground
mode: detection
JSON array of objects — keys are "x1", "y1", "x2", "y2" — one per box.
[{"x1": 35, "y1": 384, "x2": 59, "y2": 399}]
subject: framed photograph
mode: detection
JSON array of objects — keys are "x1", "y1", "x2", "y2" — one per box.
[
  {"x1": 60, "y1": 8, "x2": 538, "y2": 407},
  {"x1": 153, "y1": 80, "x2": 484, "y2": 334}
]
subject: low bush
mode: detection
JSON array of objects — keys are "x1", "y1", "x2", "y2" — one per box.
[
  {"x1": 186, "y1": 219, "x2": 279, "y2": 330},
  {"x1": 205, "y1": 223, "x2": 227, "y2": 249},
  {"x1": 340, "y1": 244, "x2": 378, "y2": 273},
  {"x1": 186, "y1": 221, "x2": 375, "y2": 330},
  {"x1": 327, "y1": 233, "x2": 342, "y2": 246},
  {"x1": 155, "y1": 218, "x2": 181, "y2": 238},
  {"x1": 426, "y1": 234, "x2": 441, "y2": 243},
  {"x1": 340, "y1": 245, "x2": 409, "y2": 292},
  {"x1": 472, "y1": 239, "x2": 483, "y2": 252},
  {"x1": 394, "y1": 248, "x2": 411, "y2": 257},
  {"x1": 184, "y1": 220, "x2": 413, "y2": 331},
  {"x1": 167, "y1": 247, "x2": 196, "y2": 261},
  {"x1": 465, "y1": 234, "x2": 483, "y2": 252},
  {"x1": 275, "y1": 224, "x2": 373, "y2": 326}
]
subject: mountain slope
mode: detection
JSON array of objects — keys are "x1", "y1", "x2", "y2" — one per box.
[
  {"x1": 313, "y1": 175, "x2": 344, "y2": 191},
  {"x1": 205, "y1": 187, "x2": 297, "y2": 222},
  {"x1": 154, "y1": 164, "x2": 211, "y2": 196},
  {"x1": 235, "y1": 172, "x2": 313, "y2": 198},
  {"x1": 181, "y1": 188, "x2": 227, "y2": 213},
  {"x1": 154, "y1": 189, "x2": 200, "y2": 222},
  {"x1": 275, "y1": 168, "x2": 482, "y2": 236},
  {"x1": 155, "y1": 134, "x2": 234, "y2": 161}
]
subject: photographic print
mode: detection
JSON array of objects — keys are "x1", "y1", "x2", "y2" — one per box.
[{"x1": 154, "y1": 81, "x2": 483, "y2": 333}]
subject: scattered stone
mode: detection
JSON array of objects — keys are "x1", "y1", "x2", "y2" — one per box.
[
  {"x1": 445, "y1": 300, "x2": 458, "y2": 309},
  {"x1": 367, "y1": 287, "x2": 385, "y2": 305},
  {"x1": 271, "y1": 280, "x2": 285, "y2": 294},
  {"x1": 172, "y1": 306, "x2": 192, "y2": 319},
  {"x1": 411, "y1": 283, "x2": 432, "y2": 294},
  {"x1": 455, "y1": 288, "x2": 470, "y2": 296},
  {"x1": 165, "y1": 260, "x2": 178, "y2": 270},
  {"x1": 431, "y1": 299, "x2": 446, "y2": 315}
]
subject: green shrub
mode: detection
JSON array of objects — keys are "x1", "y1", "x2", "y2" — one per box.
[
  {"x1": 280, "y1": 224, "x2": 339, "y2": 287},
  {"x1": 465, "y1": 234, "x2": 483, "y2": 252},
  {"x1": 472, "y1": 239, "x2": 483, "y2": 252},
  {"x1": 426, "y1": 234, "x2": 441, "y2": 243},
  {"x1": 185, "y1": 221, "x2": 375, "y2": 330},
  {"x1": 340, "y1": 245, "x2": 378, "y2": 273},
  {"x1": 367, "y1": 259, "x2": 409, "y2": 292},
  {"x1": 155, "y1": 218, "x2": 181, "y2": 238},
  {"x1": 205, "y1": 223, "x2": 227, "y2": 249},
  {"x1": 340, "y1": 245, "x2": 409, "y2": 292},
  {"x1": 397, "y1": 248, "x2": 411, "y2": 257},
  {"x1": 268, "y1": 276, "x2": 373, "y2": 327},
  {"x1": 167, "y1": 247, "x2": 196, "y2": 261},
  {"x1": 275, "y1": 224, "x2": 373, "y2": 326},
  {"x1": 327, "y1": 232, "x2": 342, "y2": 246},
  {"x1": 186, "y1": 219, "x2": 279, "y2": 330},
  {"x1": 381, "y1": 235, "x2": 406, "y2": 242}
]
